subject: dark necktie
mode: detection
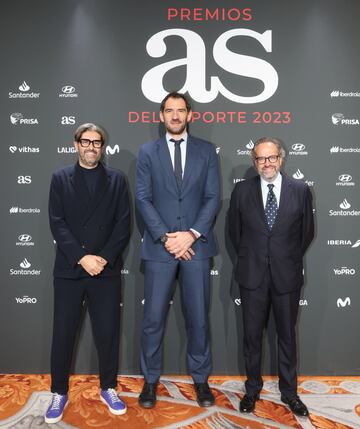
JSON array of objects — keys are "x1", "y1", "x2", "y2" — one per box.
[
  {"x1": 170, "y1": 138, "x2": 184, "y2": 189},
  {"x1": 264, "y1": 184, "x2": 278, "y2": 230}
]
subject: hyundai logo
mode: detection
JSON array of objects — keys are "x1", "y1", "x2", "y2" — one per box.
[
  {"x1": 339, "y1": 174, "x2": 352, "y2": 182},
  {"x1": 18, "y1": 234, "x2": 32, "y2": 242},
  {"x1": 61, "y1": 85, "x2": 75, "y2": 94},
  {"x1": 291, "y1": 143, "x2": 305, "y2": 151}
]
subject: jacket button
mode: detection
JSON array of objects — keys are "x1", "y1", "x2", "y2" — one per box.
[
  {"x1": 178, "y1": 198, "x2": 182, "y2": 202},
  {"x1": 81, "y1": 244, "x2": 85, "y2": 249}
]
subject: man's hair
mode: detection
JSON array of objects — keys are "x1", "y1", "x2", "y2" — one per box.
[
  {"x1": 74, "y1": 123, "x2": 107, "y2": 144},
  {"x1": 251, "y1": 137, "x2": 286, "y2": 160},
  {"x1": 160, "y1": 91, "x2": 192, "y2": 112}
]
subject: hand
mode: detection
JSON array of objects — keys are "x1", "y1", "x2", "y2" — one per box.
[
  {"x1": 179, "y1": 248, "x2": 195, "y2": 260},
  {"x1": 165, "y1": 231, "x2": 196, "y2": 259},
  {"x1": 78, "y1": 255, "x2": 106, "y2": 276}
]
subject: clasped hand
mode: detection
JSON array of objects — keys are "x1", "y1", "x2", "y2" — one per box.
[
  {"x1": 164, "y1": 231, "x2": 196, "y2": 260},
  {"x1": 79, "y1": 255, "x2": 107, "y2": 276}
]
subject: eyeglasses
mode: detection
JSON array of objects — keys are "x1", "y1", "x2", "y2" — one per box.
[
  {"x1": 255, "y1": 155, "x2": 280, "y2": 164},
  {"x1": 78, "y1": 139, "x2": 103, "y2": 148}
]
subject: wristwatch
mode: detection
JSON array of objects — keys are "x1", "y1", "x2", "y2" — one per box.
[{"x1": 160, "y1": 234, "x2": 168, "y2": 244}]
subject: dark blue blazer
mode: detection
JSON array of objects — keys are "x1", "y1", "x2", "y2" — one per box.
[
  {"x1": 49, "y1": 162, "x2": 130, "y2": 279},
  {"x1": 229, "y1": 174, "x2": 314, "y2": 293},
  {"x1": 135, "y1": 135, "x2": 220, "y2": 261}
]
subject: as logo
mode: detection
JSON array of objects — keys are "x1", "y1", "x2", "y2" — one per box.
[
  {"x1": 337, "y1": 297, "x2": 351, "y2": 308},
  {"x1": 17, "y1": 175, "x2": 31, "y2": 184},
  {"x1": 142, "y1": 29, "x2": 278, "y2": 103},
  {"x1": 61, "y1": 116, "x2": 76, "y2": 125}
]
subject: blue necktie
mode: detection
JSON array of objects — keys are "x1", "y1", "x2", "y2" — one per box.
[
  {"x1": 170, "y1": 138, "x2": 184, "y2": 189},
  {"x1": 265, "y1": 184, "x2": 278, "y2": 230}
]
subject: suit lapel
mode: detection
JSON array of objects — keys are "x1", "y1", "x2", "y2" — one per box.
[
  {"x1": 251, "y1": 176, "x2": 269, "y2": 232},
  {"x1": 157, "y1": 137, "x2": 180, "y2": 196},
  {"x1": 181, "y1": 136, "x2": 198, "y2": 196},
  {"x1": 272, "y1": 173, "x2": 291, "y2": 232}
]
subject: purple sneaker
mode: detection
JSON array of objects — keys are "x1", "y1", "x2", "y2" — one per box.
[
  {"x1": 45, "y1": 393, "x2": 68, "y2": 423},
  {"x1": 100, "y1": 388, "x2": 127, "y2": 415}
]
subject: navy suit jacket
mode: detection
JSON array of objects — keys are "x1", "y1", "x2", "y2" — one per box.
[
  {"x1": 135, "y1": 135, "x2": 220, "y2": 261},
  {"x1": 49, "y1": 162, "x2": 130, "y2": 279},
  {"x1": 229, "y1": 174, "x2": 314, "y2": 293}
]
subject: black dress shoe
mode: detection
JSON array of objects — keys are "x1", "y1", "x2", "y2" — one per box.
[
  {"x1": 281, "y1": 395, "x2": 309, "y2": 417},
  {"x1": 139, "y1": 382, "x2": 157, "y2": 408},
  {"x1": 239, "y1": 393, "x2": 260, "y2": 413},
  {"x1": 194, "y1": 383, "x2": 215, "y2": 407}
]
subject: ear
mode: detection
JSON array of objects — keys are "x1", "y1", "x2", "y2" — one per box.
[
  {"x1": 73, "y1": 141, "x2": 78, "y2": 152},
  {"x1": 187, "y1": 109, "x2": 192, "y2": 122},
  {"x1": 159, "y1": 111, "x2": 165, "y2": 123}
]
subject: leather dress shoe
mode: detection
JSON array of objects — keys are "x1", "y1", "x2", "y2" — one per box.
[
  {"x1": 239, "y1": 393, "x2": 259, "y2": 413},
  {"x1": 281, "y1": 395, "x2": 309, "y2": 417},
  {"x1": 194, "y1": 383, "x2": 215, "y2": 407},
  {"x1": 138, "y1": 382, "x2": 157, "y2": 408}
]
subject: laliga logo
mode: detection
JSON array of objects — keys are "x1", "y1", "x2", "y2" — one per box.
[{"x1": 142, "y1": 29, "x2": 278, "y2": 103}]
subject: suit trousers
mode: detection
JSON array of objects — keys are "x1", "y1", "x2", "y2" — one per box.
[
  {"x1": 50, "y1": 276, "x2": 121, "y2": 394},
  {"x1": 240, "y1": 266, "x2": 300, "y2": 398},
  {"x1": 141, "y1": 258, "x2": 211, "y2": 384}
]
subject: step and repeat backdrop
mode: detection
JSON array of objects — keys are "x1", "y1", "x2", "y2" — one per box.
[{"x1": 1, "y1": 0, "x2": 360, "y2": 376}]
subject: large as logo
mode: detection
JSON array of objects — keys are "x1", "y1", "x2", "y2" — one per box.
[{"x1": 142, "y1": 29, "x2": 278, "y2": 103}]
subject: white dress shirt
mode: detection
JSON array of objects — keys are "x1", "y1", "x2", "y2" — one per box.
[{"x1": 260, "y1": 173, "x2": 282, "y2": 209}]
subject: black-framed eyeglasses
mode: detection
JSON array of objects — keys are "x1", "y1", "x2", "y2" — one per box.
[
  {"x1": 79, "y1": 138, "x2": 103, "y2": 148},
  {"x1": 255, "y1": 155, "x2": 280, "y2": 165}
]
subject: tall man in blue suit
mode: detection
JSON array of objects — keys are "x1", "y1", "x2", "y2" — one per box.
[
  {"x1": 136, "y1": 92, "x2": 220, "y2": 408},
  {"x1": 46, "y1": 123, "x2": 130, "y2": 423},
  {"x1": 229, "y1": 137, "x2": 314, "y2": 417}
]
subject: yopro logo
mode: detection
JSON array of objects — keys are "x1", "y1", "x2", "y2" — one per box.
[
  {"x1": 15, "y1": 296, "x2": 37, "y2": 304},
  {"x1": 333, "y1": 267, "x2": 356, "y2": 276}
]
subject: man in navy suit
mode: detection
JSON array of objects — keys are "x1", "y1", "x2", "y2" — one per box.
[
  {"x1": 46, "y1": 123, "x2": 130, "y2": 423},
  {"x1": 136, "y1": 92, "x2": 220, "y2": 408},
  {"x1": 229, "y1": 137, "x2": 314, "y2": 417}
]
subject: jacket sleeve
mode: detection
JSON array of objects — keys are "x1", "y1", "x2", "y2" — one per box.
[
  {"x1": 191, "y1": 144, "x2": 221, "y2": 239},
  {"x1": 228, "y1": 183, "x2": 242, "y2": 251},
  {"x1": 48, "y1": 173, "x2": 87, "y2": 267},
  {"x1": 135, "y1": 146, "x2": 169, "y2": 241},
  {"x1": 301, "y1": 185, "x2": 315, "y2": 255},
  {"x1": 98, "y1": 174, "x2": 130, "y2": 266}
]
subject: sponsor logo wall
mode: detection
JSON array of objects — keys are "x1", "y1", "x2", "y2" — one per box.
[{"x1": 2, "y1": 0, "x2": 359, "y2": 376}]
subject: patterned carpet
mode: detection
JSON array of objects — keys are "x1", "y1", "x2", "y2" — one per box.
[{"x1": 1, "y1": 375, "x2": 360, "y2": 428}]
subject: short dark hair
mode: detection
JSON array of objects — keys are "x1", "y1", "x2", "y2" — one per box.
[
  {"x1": 251, "y1": 137, "x2": 286, "y2": 160},
  {"x1": 74, "y1": 123, "x2": 107, "y2": 144},
  {"x1": 160, "y1": 91, "x2": 192, "y2": 112}
]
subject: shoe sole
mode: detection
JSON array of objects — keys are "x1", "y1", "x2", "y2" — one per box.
[
  {"x1": 100, "y1": 395, "x2": 127, "y2": 415},
  {"x1": 138, "y1": 399, "x2": 156, "y2": 409},
  {"x1": 44, "y1": 401, "x2": 68, "y2": 423}
]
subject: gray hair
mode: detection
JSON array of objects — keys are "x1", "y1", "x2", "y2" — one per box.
[
  {"x1": 74, "y1": 123, "x2": 107, "y2": 144},
  {"x1": 251, "y1": 137, "x2": 286, "y2": 160}
]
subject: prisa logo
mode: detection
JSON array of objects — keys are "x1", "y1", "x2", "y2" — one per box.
[{"x1": 142, "y1": 29, "x2": 278, "y2": 104}]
